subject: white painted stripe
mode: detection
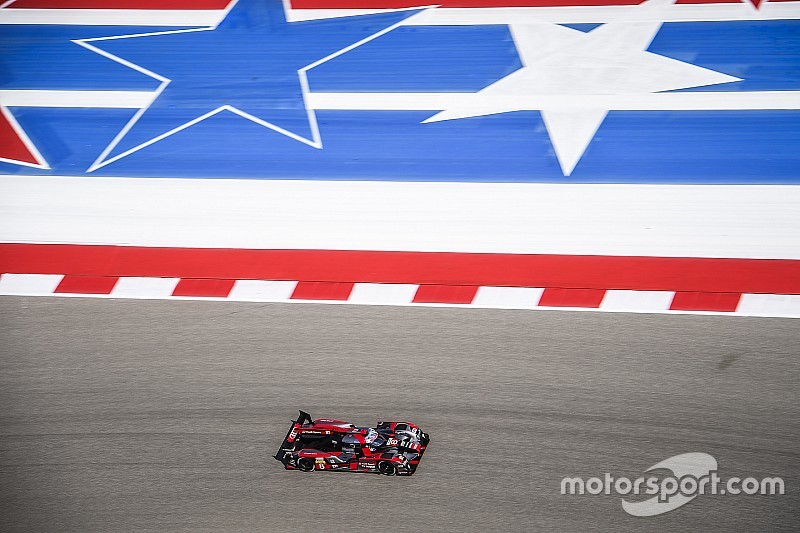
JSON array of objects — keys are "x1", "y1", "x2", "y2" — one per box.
[
  {"x1": 403, "y1": 3, "x2": 800, "y2": 24},
  {"x1": 736, "y1": 293, "x2": 800, "y2": 318},
  {"x1": 472, "y1": 286, "x2": 544, "y2": 309},
  {"x1": 7, "y1": 90, "x2": 797, "y2": 113},
  {"x1": 307, "y1": 91, "x2": 800, "y2": 112},
  {"x1": 1, "y1": 4, "x2": 797, "y2": 27},
  {"x1": 0, "y1": 90, "x2": 154, "y2": 109},
  {"x1": 286, "y1": 7, "x2": 407, "y2": 22},
  {"x1": 600, "y1": 289, "x2": 675, "y2": 311},
  {"x1": 288, "y1": 3, "x2": 800, "y2": 24},
  {"x1": 0, "y1": 8, "x2": 224, "y2": 26},
  {"x1": 2, "y1": 176, "x2": 799, "y2": 259},
  {"x1": 228, "y1": 279, "x2": 298, "y2": 300},
  {"x1": 0, "y1": 273, "x2": 63, "y2": 295},
  {"x1": 110, "y1": 277, "x2": 180, "y2": 298},
  {"x1": 349, "y1": 283, "x2": 419, "y2": 304}
]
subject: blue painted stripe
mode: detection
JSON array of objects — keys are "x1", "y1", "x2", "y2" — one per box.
[
  {"x1": 0, "y1": 26, "x2": 169, "y2": 91},
  {"x1": 5, "y1": 107, "x2": 798, "y2": 183},
  {"x1": 652, "y1": 20, "x2": 800, "y2": 92}
]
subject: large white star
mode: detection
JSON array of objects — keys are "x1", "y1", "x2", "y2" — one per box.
[{"x1": 423, "y1": 0, "x2": 741, "y2": 176}]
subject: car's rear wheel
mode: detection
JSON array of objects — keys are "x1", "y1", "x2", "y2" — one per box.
[
  {"x1": 297, "y1": 457, "x2": 315, "y2": 472},
  {"x1": 378, "y1": 461, "x2": 396, "y2": 476}
]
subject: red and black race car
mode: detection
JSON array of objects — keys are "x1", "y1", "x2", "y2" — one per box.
[{"x1": 274, "y1": 411, "x2": 430, "y2": 476}]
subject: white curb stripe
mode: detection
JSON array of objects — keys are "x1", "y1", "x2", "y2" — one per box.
[
  {"x1": 110, "y1": 276, "x2": 180, "y2": 298},
  {"x1": 736, "y1": 293, "x2": 800, "y2": 318},
  {"x1": 472, "y1": 286, "x2": 544, "y2": 309},
  {"x1": 349, "y1": 283, "x2": 419, "y2": 304},
  {"x1": 1, "y1": 274, "x2": 798, "y2": 318},
  {"x1": 229, "y1": 279, "x2": 298, "y2": 300},
  {"x1": 0, "y1": 273, "x2": 63, "y2": 295},
  {"x1": 600, "y1": 290, "x2": 675, "y2": 312}
]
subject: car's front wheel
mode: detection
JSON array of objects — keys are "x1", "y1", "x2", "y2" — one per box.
[
  {"x1": 378, "y1": 461, "x2": 396, "y2": 476},
  {"x1": 297, "y1": 457, "x2": 315, "y2": 472}
]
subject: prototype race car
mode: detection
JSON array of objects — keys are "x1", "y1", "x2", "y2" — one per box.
[{"x1": 274, "y1": 411, "x2": 430, "y2": 476}]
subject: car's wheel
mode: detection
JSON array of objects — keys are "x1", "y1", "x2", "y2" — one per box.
[
  {"x1": 378, "y1": 461, "x2": 396, "y2": 476},
  {"x1": 297, "y1": 457, "x2": 315, "y2": 472},
  {"x1": 420, "y1": 432, "x2": 430, "y2": 446}
]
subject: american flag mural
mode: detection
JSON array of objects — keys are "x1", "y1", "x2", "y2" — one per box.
[{"x1": 1, "y1": 0, "x2": 799, "y2": 315}]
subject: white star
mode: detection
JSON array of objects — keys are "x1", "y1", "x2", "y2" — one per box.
[{"x1": 423, "y1": 0, "x2": 741, "y2": 176}]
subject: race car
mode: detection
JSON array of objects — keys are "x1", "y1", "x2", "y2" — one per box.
[{"x1": 274, "y1": 411, "x2": 430, "y2": 476}]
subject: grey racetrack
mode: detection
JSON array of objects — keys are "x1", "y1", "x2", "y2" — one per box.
[{"x1": 1, "y1": 297, "x2": 797, "y2": 532}]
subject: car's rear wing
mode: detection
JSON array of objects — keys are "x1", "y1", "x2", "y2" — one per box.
[{"x1": 274, "y1": 410, "x2": 313, "y2": 464}]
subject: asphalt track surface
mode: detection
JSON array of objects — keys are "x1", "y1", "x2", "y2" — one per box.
[{"x1": 1, "y1": 297, "x2": 797, "y2": 532}]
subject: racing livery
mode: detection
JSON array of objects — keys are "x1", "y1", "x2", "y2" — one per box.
[{"x1": 275, "y1": 411, "x2": 430, "y2": 476}]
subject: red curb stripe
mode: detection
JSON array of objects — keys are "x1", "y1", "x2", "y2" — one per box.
[
  {"x1": 669, "y1": 291, "x2": 741, "y2": 312},
  {"x1": 7, "y1": 274, "x2": 786, "y2": 315},
  {"x1": 172, "y1": 278, "x2": 235, "y2": 298},
  {"x1": 54, "y1": 275, "x2": 118, "y2": 294},
  {"x1": 538, "y1": 287, "x2": 606, "y2": 308},
  {"x1": 413, "y1": 284, "x2": 479, "y2": 304},
  {"x1": 1, "y1": 245, "x2": 799, "y2": 295},
  {"x1": 291, "y1": 281, "x2": 354, "y2": 300}
]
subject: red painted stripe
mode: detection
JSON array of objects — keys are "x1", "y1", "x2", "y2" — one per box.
[
  {"x1": 54, "y1": 275, "x2": 118, "y2": 294},
  {"x1": 7, "y1": 0, "x2": 230, "y2": 8},
  {"x1": 538, "y1": 287, "x2": 606, "y2": 308},
  {"x1": 4, "y1": 0, "x2": 772, "y2": 9},
  {"x1": 172, "y1": 278, "x2": 235, "y2": 297},
  {"x1": 291, "y1": 281, "x2": 354, "y2": 300},
  {"x1": 676, "y1": 0, "x2": 741, "y2": 3},
  {"x1": 1, "y1": 244, "x2": 799, "y2": 295},
  {"x1": 669, "y1": 291, "x2": 741, "y2": 312},
  {"x1": 0, "y1": 111, "x2": 38, "y2": 166},
  {"x1": 290, "y1": 0, "x2": 644, "y2": 7},
  {"x1": 412, "y1": 284, "x2": 478, "y2": 304},
  {"x1": 0, "y1": 0, "x2": 656, "y2": 8}
]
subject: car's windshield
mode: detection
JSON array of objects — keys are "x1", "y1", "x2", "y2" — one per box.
[{"x1": 364, "y1": 428, "x2": 385, "y2": 448}]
